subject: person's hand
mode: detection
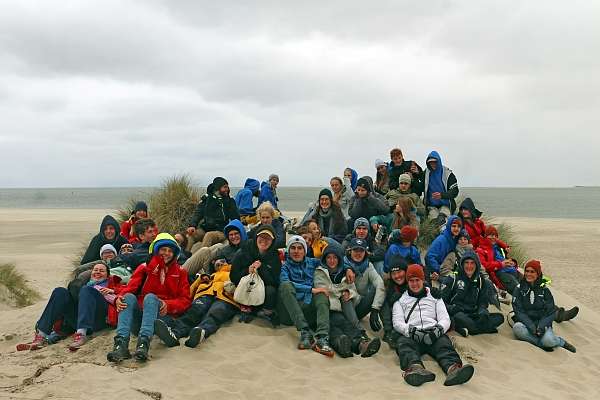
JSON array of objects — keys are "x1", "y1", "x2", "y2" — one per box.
[
  {"x1": 410, "y1": 164, "x2": 419, "y2": 174},
  {"x1": 98, "y1": 287, "x2": 114, "y2": 295},
  {"x1": 369, "y1": 309, "x2": 382, "y2": 332},
  {"x1": 312, "y1": 287, "x2": 329, "y2": 296},
  {"x1": 410, "y1": 328, "x2": 427, "y2": 343},
  {"x1": 159, "y1": 300, "x2": 168, "y2": 316},
  {"x1": 345, "y1": 269, "x2": 355, "y2": 284},
  {"x1": 371, "y1": 223, "x2": 379, "y2": 232},
  {"x1": 186, "y1": 226, "x2": 196, "y2": 236},
  {"x1": 342, "y1": 290, "x2": 351, "y2": 302},
  {"x1": 422, "y1": 325, "x2": 445, "y2": 345},
  {"x1": 249, "y1": 260, "x2": 262, "y2": 274},
  {"x1": 115, "y1": 296, "x2": 127, "y2": 312},
  {"x1": 502, "y1": 259, "x2": 514, "y2": 267},
  {"x1": 431, "y1": 272, "x2": 439, "y2": 281},
  {"x1": 432, "y1": 192, "x2": 442, "y2": 200}
]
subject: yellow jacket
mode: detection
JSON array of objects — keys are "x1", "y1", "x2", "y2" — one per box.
[
  {"x1": 189, "y1": 264, "x2": 239, "y2": 308},
  {"x1": 312, "y1": 238, "x2": 329, "y2": 259}
]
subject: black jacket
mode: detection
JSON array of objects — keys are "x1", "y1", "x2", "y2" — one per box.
[
  {"x1": 512, "y1": 277, "x2": 556, "y2": 333},
  {"x1": 341, "y1": 232, "x2": 385, "y2": 263},
  {"x1": 248, "y1": 219, "x2": 286, "y2": 249},
  {"x1": 80, "y1": 215, "x2": 128, "y2": 265},
  {"x1": 388, "y1": 160, "x2": 424, "y2": 195},
  {"x1": 189, "y1": 184, "x2": 240, "y2": 232},
  {"x1": 441, "y1": 251, "x2": 488, "y2": 316},
  {"x1": 231, "y1": 228, "x2": 282, "y2": 288}
]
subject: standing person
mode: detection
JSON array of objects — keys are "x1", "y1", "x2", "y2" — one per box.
[
  {"x1": 304, "y1": 189, "x2": 348, "y2": 243},
  {"x1": 425, "y1": 216, "x2": 462, "y2": 283},
  {"x1": 387, "y1": 148, "x2": 423, "y2": 194},
  {"x1": 441, "y1": 251, "x2": 504, "y2": 337},
  {"x1": 512, "y1": 260, "x2": 576, "y2": 353},
  {"x1": 106, "y1": 234, "x2": 191, "y2": 363},
  {"x1": 187, "y1": 177, "x2": 240, "y2": 251},
  {"x1": 330, "y1": 176, "x2": 353, "y2": 220},
  {"x1": 458, "y1": 198, "x2": 486, "y2": 249},
  {"x1": 248, "y1": 201, "x2": 286, "y2": 249},
  {"x1": 422, "y1": 151, "x2": 459, "y2": 222},
  {"x1": 230, "y1": 225, "x2": 282, "y2": 322},
  {"x1": 278, "y1": 236, "x2": 334, "y2": 357},
  {"x1": 234, "y1": 178, "x2": 261, "y2": 225},
  {"x1": 81, "y1": 215, "x2": 128, "y2": 265},
  {"x1": 393, "y1": 264, "x2": 475, "y2": 387},
  {"x1": 120, "y1": 201, "x2": 149, "y2": 244},
  {"x1": 374, "y1": 159, "x2": 390, "y2": 195},
  {"x1": 258, "y1": 174, "x2": 280, "y2": 210}
]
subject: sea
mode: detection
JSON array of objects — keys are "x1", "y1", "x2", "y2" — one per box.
[{"x1": 0, "y1": 187, "x2": 599, "y2": 219}]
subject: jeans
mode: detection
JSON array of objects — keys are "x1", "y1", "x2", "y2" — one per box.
[
  {"x1": 278, "y1": 282, "x2": 330, "y2": 337},
  {"x1": 116, "y1": 293, "x2": 160, "y2": 338},
  {"x1": 513, "y1": 322, "x2": 565, "y2": 349}
]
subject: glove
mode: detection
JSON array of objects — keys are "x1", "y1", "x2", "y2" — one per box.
[
  {"x1": 369, "y1": 309, "x2": 382, "y2": 332},
  {"x1": 422, "y1": 325, "x2": 445, "y2": 346},
  {"x1": 409, "y1": 327, "x2": 427, "y2": 343}
]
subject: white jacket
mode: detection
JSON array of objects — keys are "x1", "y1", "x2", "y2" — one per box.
[{"x1": 392, "y1": 288, "x2": 451, "y2": 337}]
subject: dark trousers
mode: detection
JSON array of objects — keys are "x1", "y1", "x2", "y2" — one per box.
[
  {"x1": 36, "y1": 286, "x2": 108, "y2": 335},
  {"x1": 355, "y1": 285, "x2": 376, "y2": 320},
  {"x1": 263, "y1": 285, "x2": 277, "y2": 310},
  {"x1": 166, "y1": 296, "x2": 237, "y2": 339},
  {"x1": 453, "y1": 312, "x2": 504, "y2": 335},
  {"x1": 497, "y1": 271, "x2": 520, "y2": 294},
  {"x1": 395, "y1": 334, "x2": 462, "y2": 373}
]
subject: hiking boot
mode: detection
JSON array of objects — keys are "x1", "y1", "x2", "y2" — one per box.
[
  {"x1": 312, "y1": 335, "x2": 335, "y2": 357},
  {"x1": 359, "y1": 337, "x2": 381, "y2": 358},
  {"x1": 563, "y1": 340, "x2": 576, "y2": 353},
  {"x1": 333, "y1": 335, "x2": 353, "y2": 358},
  {"x1": 455, "y1": 327, "x2": 469, "y2": 337},
  {"x1": 555, "y1": 306, "x2": 579, "y2": 323},
  {"x1": 68, "y1": 332, "x2": 88, "y2": 351},
  {"x1": 383, "y1": 331, "x2": 397, "y2": 349},
  {"x1": 444, "y1": 363, "x2": 475, "y2": 386},
  {"x1": 298, "y1": 328, "x2": 314, "y2": 350},
  {"x1": 106, "y1": 336, "x2": 131, "y2": 363},
  {"x1": 184, "y1": 327, "x2": 206, "y2": 348},
  {"x1": 257, "y1": 309, "x2": 279, "y2": 327},
  {"x1": 403, "y1": 364, "x2": 436, "y2": 387},
  {"x1": 154, "y1": 319, "x2": 180, "y2": 347},
  {"x1": 133, "y1": 336, "x2": 151, "y2": 362}
]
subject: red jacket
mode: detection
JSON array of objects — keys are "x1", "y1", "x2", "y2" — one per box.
[
  {"x1": 463, "y1": 218, "x2": 486, "y2": 249},
  {"x1": 476, "y1": 237, "x2": 513, "y2": 289},
  {"x1": 120, "y1": 255, "x2": 191, "y2": 316},
  {"x1": 120, "y1": 220, "x2": 140, "y2": 244},
  {"x1": 106, "y1": 275, "x2": 125, "y2": 326}
]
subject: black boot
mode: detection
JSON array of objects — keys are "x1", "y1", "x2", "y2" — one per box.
[
  {"x1": 154, "y1": 319, "x2": 180, "y2": 347},
  {"x1": 106, "y1": 336, "x2": 131, "y2": 363},
  {"x1": 134, "y1": 336, "x2": 151, "y2": 362},
  {"x1": 332, "y1": 335, "x2": 353, "y2": 358}
]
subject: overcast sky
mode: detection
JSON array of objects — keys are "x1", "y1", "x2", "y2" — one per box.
[{"x1": 1, "y1": 1, "x2": 598, "y2": 188}]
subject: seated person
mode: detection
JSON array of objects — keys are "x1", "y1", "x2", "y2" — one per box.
[
  {"x1": 120, "y1": 201, "x2": 149, "y2": 244},
  {"x1": 302, "y1": 189, "x2": 347, "y2": 243},
  {"x1": 18, "y1": 263, "x2": 123, "y2": 351},
  {"x1": 248, "y1": 201, "x2": 286, "y2": 249},
  {"x1": 73, "y1": 243, "x2": 118, "y2": 277},
  {"x1": 422, "y1": 151, "x2": 459, "y2": 223},
  {"x1": 296, "y1": 225, "x2": 315, "y2": 258},
  {"x1": 374, "y1": 159, "x2": 390, "y2": 195},
  {"x1": 304, "y1": 219, "x2": 333, "y2": 259},
  {"x1": 258, "y1": 174, "x2": 280, "y2": 210},
  {"x1": 512, "y1": 260, "x2": 576, "y2": 353},
  {"x1": 385, "y1": 226, "x2": 421, "y2": 273},
  {"x1": 477, "y1": 226, "x2": 520, "y2": 294},
  {"x1": 385, "y1": 173, "x2": 425, "y2": 218},
  {"x1": 234, "y1": 178, "x2": 261, "y2": 225},
  {"x1": 348, "y1": 177, "x2": 389, "y2": 226},
  {"x1": 441, "y1": 251, "x2": 504, "y2": 337},
  {"x1": 342, "y1": 217, "x2": 385, "y2": 275},
  {"x1": 392, "y1": 264, "x2": 474, "y2": 387},
  {"x1": 81, "y1": 215, "x2": 128, "y2": 265},
  {"x1": 330, "y1": 176, "x2": 353, "y2": 220},
  {"x1": 458, "y1": 198, "x2": 486, "y2": 249},
  {"x1": 387, "y1": 148, "x2": 424, "y2": 194},
  {"x1": 115, "y1": 218, "x2": 158, "y2": 279},
  {"x1": 425, "y1": 216, "x2": 462, "y2": 283},
  {"x1": 343, "y1": 168, "x2": 358, "y2": 192},
  {"x1": 106, "y1": 234, "x2": 191, "y2": 363}
]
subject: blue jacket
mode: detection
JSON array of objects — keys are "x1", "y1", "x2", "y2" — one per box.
[
  {"x1": 224, "y1": 219, "x2": 248, "y2": 242},
  {"x1": 384, "y1": 244, "x2": 421, "y2": 272},
  {"x1": 258, "y1": 181, "x2": 278, "y2": 209},
  {"x1": 234, "y1": 178, "x2": 260, "y2": 216},
  {"x1": 280, "y1": 256, "x2": 320, "y2": 304},
  {"x1": 425, "y1": 215, "x2": 460, "y2": 273}
]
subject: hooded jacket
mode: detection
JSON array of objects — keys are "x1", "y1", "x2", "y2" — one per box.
[
  {"x1": 440, "y1": 251, "x2": 488, "y2": 316},
  {"x1": 387, "y1": 159, "x2": 424, "y2": 195},
  {"x1": 313, "y1": 244, "x2": 360, "y2": 311},
  {"x1": 459, "y1": 198, "x2": 486, "y2": 249},
  {"x1": 344, "y1": 254, "x2": 385, "y2": 310},
  {"x1": 384, "y1": 243, "x2": 421, "y2": 272},
  {"x1": 212, "y1": 219, "x2": 248, "y2": 266},
  {"x1": 425, "y1": 215, "x2": 461, "y2": 274},
  {"x1": 81, "y1": 215, "x2": 128, "y2": 265},
  {"x1": 234, "y1": 178, "x2": 260, "y2": 216},
  {"x1": 392, "y1": 287, "x2": 451, "y2": 337},
  {"x1": 230, "y1": 226, "x2": 282, "y2": 288},
  {"x1": 248, "y1": 219, "x2": 286, "y2": 249},
  {"x1": 423, "y1": 151, "x2": 459, "y2": 212},
  {"x1": 512, "y1": 276, "x2": 556, "y2": 332},
  {"x1": 280, "y1": 255, "x2": 320, "y2": 304},
  {"x1": 258, "y1": 181, "x2": 278, "y2": 209},
  {"x1": 346, "y1": 168, "x2": 359, "y2": 191},
  {"x1": 189, "y1": 183, "x2": 240, "y2": 232},
  {"x1": 348, "y1": 178, "x2": 390, "y2": 223}
]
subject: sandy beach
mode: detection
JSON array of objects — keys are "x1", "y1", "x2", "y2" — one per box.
[{"x1": 1, "y1": 209, "x2": 599, "y2": 399}]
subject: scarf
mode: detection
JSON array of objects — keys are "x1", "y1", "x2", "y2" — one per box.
[
  {"x1": 343, "y1": 255, "x2": 369, "y2": 275},
  {"x1": 87, "y1": 278, "x2": 108, "y2": 287}
]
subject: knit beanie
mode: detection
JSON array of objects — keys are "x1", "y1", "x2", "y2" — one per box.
[
  {"x1": 287, "y1": 235, "x2": 307, "y2": 254},
  {"x1": 388, "y1": 254, "x2": 408, "y2": 273},
  {"x1": 99, "y1": 244, "x2": 117, "y2": 259},
  {"x1": 318, "y1": 188, "x2": 333, "y2": 202},
  {"x1": 524, "y1": 259, "x2": 542, "y2": 277},
  {"x1": 353, "y1": 217, "x2": 369, "y2": 230},
  {"x1": 485, "y1": 226, "x2": 498, "y2": 237},
  {"x1": 355, "y1": 177, "x2": 371, "y2": 193},
  {"x1": 458, "y1": 229, "x2": 471, "y2": 241},
  {"x1": 134, "y1": 201, "x2": 148, "y2": 213},
  {"x1": 212, "y1": 177, "x2": 229, "y2": 191},
  {"x1": 399, "y1": 173, "x2": 412, "y2": 184},
  {"x1": 400, "y1": 226, "x2": 418, "y2": 243},
  {"x1": 375, "y1": 159, "x2": 387, "y2": 168},
  {"x1": 406, "y1": 264, "x2": 425, "y2": 281}
]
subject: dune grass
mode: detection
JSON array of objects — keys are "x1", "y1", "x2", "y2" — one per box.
[
  {"x1": 148, "y1": 175, "x2": 201, "y2": 234},
  {"x1": 0, "y1": 263, "x2": 41, "y2": 307},
  {"x1": 116, "y1": 197, "x2": 141, "y2": 224}
]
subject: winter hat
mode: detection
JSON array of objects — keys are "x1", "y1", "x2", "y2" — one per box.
[
  {"x1": 287, "y1": 235, "x2": 307, "y2": 254},
  {"x1": 318, "y1": 188, "x2": 333, "y2": 202},
  {"x1": 406, "y1": 264, "x2": 425, "y2": 281},
  {"x1": 400, "y1": 226, "x2": 419, "y2": 243},
  {"x1": 524, "y1": 259, "x2": 542, "y2": 277},
  {"x1": 349, "y1": 237, "x2": 368, "y2": 251},
  {"x1": 353, "y1": 217, "x2": 370, "y2": 230},
  {"x1": 458, "y1": 229, "x2": 471, "y2": 241},
  {"x1": 268, "y1": 174, "x2": 279, "y2": 182},
  {"x1": 399, "y1": 173, "x2": 412, "y2": 184},
  {"x1": 355, "y1": 177, "x2": 371, "y2": 193},
  {"x1": 212, "y1": 177, "x2": 229, "y2": 190},
  {"x1": 375, "y1": 159, "x2": 387, "y2": 168},
  {"x1": 149, "y1": 233, "x2": 181, "y2": 258},
  {"x1": 99, "y1": 244, "x2": 117, "y2": 259},
  {"x1": 388, "y1": 254, "x2": 408, "y2": 273},
  {"x1": 485, "y1": 226, "x2": 498, "y2": 237},
  {"x1": 255, "y1": 224, "x2": 276, "y2": 240},
  {"x1": 134, "y1": 201, "x2": 148, "y2": 213}
]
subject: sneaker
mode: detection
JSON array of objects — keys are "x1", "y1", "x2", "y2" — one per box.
[
  {"x1": 455, "y1": 327, "x2": 469, "y2": 337},
  {"x1": 29, "y1": 333, "x2": 48, "y2": 351},
  {"x1": 312, "y1": 336, "x2": 335, "y2": 357},
  {"x1": 133, "y1": 336, "x2": 150, "y2": 362},
  {"x1": 106, "y1": 336, "x2": 131, "y2": 363},
  {"x1": 333, "y1": 335, "x2": 353, "y2": 358},
  {"x1": 298, "y1": 328, "x2": 314, "y2": 350},
  {"x1": 154, "y1": 319, "x2": 180, "y2": 347},
  {"x1": 68, "y1": 332, "x2": 88, "y2": 351},
  {"x1": 563, "y1": 341, "x2": 576, "y2": 353},
  {"x1": 359, "y1": 337, "x2": 381, "y2": 358},
  {"x1": 403, "y1": 364, "x2": 436, "y2": 387},
  {"x1": 444, "y1": 363, "x2": 475, "y2": 386},
  {"x1": 184, "y1": 327, "x2": 206, "y2": 348}
]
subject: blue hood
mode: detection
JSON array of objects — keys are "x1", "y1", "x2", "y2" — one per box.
[
  {"x1": 224, "y1": 219, "x2": 247, "y2": 242},
  {"x1": 346, "y1": 167, "x2": 358, "y2": 191},
  {"x1": 243, "y1": 178, "x2": 260, "y2": 193},
  {"x1": 426, "y1": 150, "x2": 443, "y2": 170},
  {"x1": 444, "y1": 215, "x2": 461, "y2": 241}
]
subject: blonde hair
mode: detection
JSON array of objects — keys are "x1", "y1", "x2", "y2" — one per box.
[{"x1": 256, "y1": 201, "x2": 276, "y2": 218}]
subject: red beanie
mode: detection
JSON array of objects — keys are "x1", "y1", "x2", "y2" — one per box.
[
  {"x1": 400, "y1": 226, "x2": 419, "y2": 243},
  {"x1": 406, "y1": 264, "x2": 425, "y2": 281},
  {"x1": 485, "y1": 226, "x2": 498, "y2": 237},
  {"x1": 524, "y1": 259, "x2": 542, "y2": 277}
]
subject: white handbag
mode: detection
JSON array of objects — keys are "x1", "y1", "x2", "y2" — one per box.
[{"x1": 233, "y1": 272, "x2": 265, "y2": 306}]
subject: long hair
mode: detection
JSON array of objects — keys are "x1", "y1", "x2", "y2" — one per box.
[
  {"x1": 375, "y1": 167, "x2": 389, "y2": 192},
  {"x1": 392, "y1": 197, "x2": 417, "y2": 230}
]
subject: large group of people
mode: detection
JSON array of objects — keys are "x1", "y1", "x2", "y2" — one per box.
[{"x1": 18, "y1": 148, "x2": 580, "y2": 387}]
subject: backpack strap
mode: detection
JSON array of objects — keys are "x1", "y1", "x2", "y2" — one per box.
[{"x1": 404, "y1": 297, "x2": 422, "y2": 324}]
